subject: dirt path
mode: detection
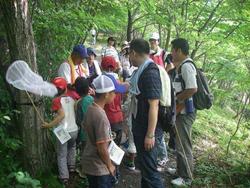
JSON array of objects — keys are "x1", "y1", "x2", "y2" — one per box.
[
  {"x1": 69, "y1": 152, "x2": 176, "y2": 188},
  {"x1": 114, "y1": 150, "x2": 176, "y2": 188}
]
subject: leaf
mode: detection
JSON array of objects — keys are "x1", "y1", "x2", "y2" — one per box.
[{"x1": 3, "y1": 116, "x2": 11, "y2": 121}]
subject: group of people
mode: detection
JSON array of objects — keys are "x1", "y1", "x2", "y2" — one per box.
[{"x1": 42, "y1": 33, "x2": 198, "y2": 188}]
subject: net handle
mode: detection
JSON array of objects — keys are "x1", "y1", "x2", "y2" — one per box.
[{"x1": 25, "y1": 90, "x2": 45, "y2": 124}]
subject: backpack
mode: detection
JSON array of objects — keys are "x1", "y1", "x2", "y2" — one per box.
[
  {"x1": 179, "y1": 60, "x2": 213, "y2": 110},
  {"x1": 157, "y1": 65, "x2": 176, "y2": 132}
]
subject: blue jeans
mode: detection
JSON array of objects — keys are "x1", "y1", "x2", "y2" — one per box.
[
  {"x1": 155, "y1": 133, "x2": 168, "y2": 161},
  {"x1": 133, "y1": 134, "x2": 164, "y2": 188},
  {"x1": 86, "y1": 174, "x2": 114, "y2": 188}
]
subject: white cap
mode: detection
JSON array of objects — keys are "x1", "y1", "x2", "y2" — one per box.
[
  {"x1": 122, "y1": 41, "x2": 129, "y2": 46},
  {"x1": 149, "y1": 32, "x2": 160, "y2": 40},
  {"x1": 92, "y1": 75, "x2": 115, "y2": 93}
]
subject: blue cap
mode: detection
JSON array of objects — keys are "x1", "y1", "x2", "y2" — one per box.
[
  {"x1": 72, "y1": 44, "x2": 88, "y2": 58},
  {"x1": 104, "y1": 73, "x2": 127, "y2": 93},
  {"x1": 87, "y1": 47, "x2": 97, "y2": 57}
]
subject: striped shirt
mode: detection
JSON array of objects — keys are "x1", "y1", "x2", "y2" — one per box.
[{"x1": 101, "y1": 46, "x2": 119, "y2": 62}]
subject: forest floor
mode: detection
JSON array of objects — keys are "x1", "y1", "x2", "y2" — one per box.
[{"x1": 66, "y1": 134, "x2": 214, "y2": 188}]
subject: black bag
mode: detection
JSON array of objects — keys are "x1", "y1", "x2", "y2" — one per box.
[{"x1": 179, "y1": 60, "x2": 213, "y2": 110}]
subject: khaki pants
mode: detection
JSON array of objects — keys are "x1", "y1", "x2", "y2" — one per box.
[{"x1": 175, "y1": 113, "x2": 196, "y2": 179}]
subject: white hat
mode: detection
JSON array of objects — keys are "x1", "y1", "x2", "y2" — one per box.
[
  {"x1": 149, "y1": 32, "x2": 160, "y2": 40},
  {"x1": 92, "y1": 74, "x2": 127, "y2": 94},
  {"x1": 122, "y1": 41, "x2": 129, "y2": 46},
  {"x1": 92, "y1": 75, "x2": 115, "y2": 93}
]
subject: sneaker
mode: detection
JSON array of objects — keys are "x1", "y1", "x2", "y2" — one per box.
[
  {"x1": 124, "y1": 160, "x2": 136, "y2": 171},
  {"x1": 76, "y1": 167, "x2": 85, "y2": 178},
  {"x1": 157, "y1": 166, "x2": 165, "y2": 172},
  {"x1": 157, "y1": 158, "x2": 169, "y2": 167},
  {"x1": 166, "y1": 167, "x2": 177, "y2": 176},
  {"x1": 111, "y1": 175, "x2": 119, "y2": 185},
  {"x1": 171, "y1": 177, "x2": 191, "y2": 187}
]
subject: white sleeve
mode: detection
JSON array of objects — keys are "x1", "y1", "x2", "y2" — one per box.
[
  {"x1": 101, "y1": 47, "x2": 106, "y2": 56},
  {"x1": 58, "y1": 63, "x2": 71, "y2": 84},
  {"x1": 114, "y1": 50, "x2": 120, "y2": 63},
  {"x1": 181, "y1": 63, "x2": 197, "y2": 89},
  {"x1": 82, "y1": 61, "x2": 89, "y2": 77},
  {"x1": 94, "y1": 60, "x2": 102, "y2": 75}
]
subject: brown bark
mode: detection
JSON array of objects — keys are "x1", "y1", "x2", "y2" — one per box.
[
  {"x1": 127, "y1": 9, "x2": 133, "y2": 41},
  {"x1": 158, "y1": 24, "x2": 162, "y2": 46},
  {"x1": 0, "y1": 0, "x2": 53, "y2": 175}
]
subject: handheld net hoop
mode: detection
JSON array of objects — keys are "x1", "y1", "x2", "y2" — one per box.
[{"x1": 6, "y1": 60, "x2": 57, "y2": 97}]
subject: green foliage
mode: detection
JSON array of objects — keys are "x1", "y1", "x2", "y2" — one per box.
[
  {"x1": 192, "y1": 105, "x2": 250, "y2": 187},
  {"x1": 0, "y1": 0, "x2": 249, "y2": 187},
  {"x1": 33, "y1": 0, "x2": 128, "y2": 80},
  {"x1": 0, "y1": 79, "x2": 23, "y2": 187}
]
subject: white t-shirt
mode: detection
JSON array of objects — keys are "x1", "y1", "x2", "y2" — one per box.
[
  {"x1": 60, "y1": 97, "x2": 78, "y2": 133},
  {"x1": 120, "y1": 55, "x2": 130, "y2": 72},
  {"x1": 58, "y1": 61, "x2": 89, "y2": 84},
  {"x1": 173, "y1": 58, "x2": 197, "y2": 113},
  {"x1": 101, "y1": 46, "x2": 120, "y2": 62}
]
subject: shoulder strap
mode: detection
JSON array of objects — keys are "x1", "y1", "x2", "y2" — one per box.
[
  {"x1": 178, "y1": 59, "x2": 196, "y2": 90},
  {"x1": 161, "y1": 50, "x2": 166, "y2": 62},
  {"x1": 178, "y1": 59, "x2": 196, "y2": 74}
]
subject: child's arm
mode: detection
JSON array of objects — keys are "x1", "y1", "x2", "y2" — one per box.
[
  {"x1": 42, "y1": 109, "x2": 65, "y2": 129},
  {"x1": 96, "y1": 142, "x2": 115, "y2": 176}
]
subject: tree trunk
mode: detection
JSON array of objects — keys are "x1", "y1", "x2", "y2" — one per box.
[
  {"x1": 158, "y1": 24, "x2": 162, "y2": 46},
  {"x1": 164, "y1": 24, "x2": 172, "y2": 51},
  {"x1": 141, "y1": 21, "x2": 148, "y2": 38},
  {"x1": 0, "y1": 0, "x2": 53, "y2": 175},
  {"x1": 127, "y1": 9, "x2": 133, "y2": 41}
]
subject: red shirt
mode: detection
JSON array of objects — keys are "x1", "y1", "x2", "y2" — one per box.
[
  {"x1": 66, "y1": 89, "x2": 80, "y2": 100},
  {"x1": 150, "y1": 51, "x2": 165, "y2": 68},
  {"x1": 51, "y1": 97, "x2": 62, "y2": 111},
  {"x1": 104, "y1": 93, "x2": 123, "y2": 124}
]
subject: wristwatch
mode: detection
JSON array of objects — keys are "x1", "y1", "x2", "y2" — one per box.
[{"x1": 146, "y1": 133, "x2": 155, "y2": 139}]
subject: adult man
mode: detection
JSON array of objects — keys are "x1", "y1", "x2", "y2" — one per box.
[
  {"x1": 58, "y1": 44, "x2": 89, "y2": 85},
  {"x1": 129, "y1": 38, "x2": 164, "y2": 188},
  {"x1": 170, "y1": 38, "x2": 197, "y2": 187},
  {"x1": 149, "y1": 32, "x2": 169, "y2": 170},
  {"x1": 149, "y1": 32, "x2": 174, "y2": 72}
]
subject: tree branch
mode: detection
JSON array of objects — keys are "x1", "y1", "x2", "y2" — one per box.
[
  {"x1": 194, "y1": 23, "x2": 241, "y2": 60},
  {"x1": 198, "y1": 0, "x2": 224, "y2": 33},
  {"x1": 192, "y1": 0, "x2": 209, "y2": 26},
  {"x1": 132, "y1": 13, "x2": 150, "y2": 24},
  {"x1": 131, "y1": 22, "x2": 154, "y2": 33}
]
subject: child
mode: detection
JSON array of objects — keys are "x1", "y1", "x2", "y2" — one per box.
[
  {"x1": 121, "y1": 93, "x2": 137, "y2": 171},
  {"x1": 101, "y1": 56, "x2": 128, "y2": 146},
  {"x1": 74, "y1": 77, "x2": 94, "y2": 149},
  {"x1": 81, "y1": 75, "x2": 125, "y2": 188},
  {"x1": 42, "y1": 77, "x2": 78, "y2": 186}
]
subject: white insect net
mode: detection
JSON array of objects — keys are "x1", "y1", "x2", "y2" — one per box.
[{"x1": 6, "y1": 60, "x2": 58, "y2": 97}]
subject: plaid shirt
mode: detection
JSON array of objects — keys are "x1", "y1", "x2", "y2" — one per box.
[{"x1": 132, "y1": 63, "x2": 162, "y2": 136}]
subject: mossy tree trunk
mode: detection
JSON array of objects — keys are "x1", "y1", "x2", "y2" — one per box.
[{"x1": 0, "y1": 0, "x2": 53, "y2": 175}]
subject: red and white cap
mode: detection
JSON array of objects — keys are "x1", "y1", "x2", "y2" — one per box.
[{"x1": 52, "y1": 77, "x2": 67, "y2": 90}]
